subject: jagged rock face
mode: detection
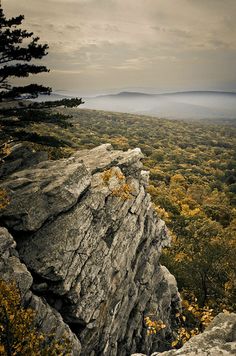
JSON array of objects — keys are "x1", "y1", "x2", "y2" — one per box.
[
  {"x1": 0, "y1": 226, "x2": 32, "y2": 298},
  {"x1": 132, "y1": 312, "x2": 236, "y2": 356},
  {"x1": 0, "y1": 144, "x2": 181, "y2": 356},
  {"x1": 0, "y1": 155, "x2": 90, "y2": 231},
  {"x1": 0, "y1": 227, "x2": 81, "y2": 354}
]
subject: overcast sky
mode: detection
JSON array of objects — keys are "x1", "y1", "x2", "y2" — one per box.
[{"x1": 3, "y1": 0, "x2": 236, "y2": 95}]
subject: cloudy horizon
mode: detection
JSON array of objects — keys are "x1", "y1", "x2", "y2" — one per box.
[{"x1": 3, "y1": 0, "x2": 236, "y2": 95}]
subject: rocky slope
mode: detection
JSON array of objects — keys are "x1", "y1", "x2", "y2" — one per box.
[{"x1": 0, "y1": 144, "x2": 181, "y2": 356}]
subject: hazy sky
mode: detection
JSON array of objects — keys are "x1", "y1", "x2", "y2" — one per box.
[{"x1": 3, "y1": 0, "x2": 236, "y2": 94}]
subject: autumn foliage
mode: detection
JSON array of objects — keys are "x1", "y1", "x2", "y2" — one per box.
[
  {"x1": 171, "y1": 294, "x2": 214, "y2": 348},
  {"x1": 144, "y1": 316, "x2": 166, "y2": 336},
  {"x1": 102, "y1": 168, "x2": 133, "y2": 200},
  {"x1": 144, "y1": 293, "x2": 214, "y2": 348},
  {"x1": 0, "y1": 190, "x2": 9, "y2": 210},
  {"x1": 0, "y1": 279, "x2": 71, "y2": 356}
]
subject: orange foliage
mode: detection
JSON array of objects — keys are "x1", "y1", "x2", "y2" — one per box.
[
  {"x1": 0, "y1": 189, "x2": 9, "y2": 210},
  {"x1": 0, "y1": 279, "x2": 72, "y2": 355}
]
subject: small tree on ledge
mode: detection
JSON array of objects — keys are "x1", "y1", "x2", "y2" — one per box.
[{"x1": 0, "y1": 6, "x2": 51, "y2": 101}]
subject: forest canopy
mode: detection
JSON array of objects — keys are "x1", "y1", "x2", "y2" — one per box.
[{"x1": 64, "y1": 108, "x2": 236, "y2": 314}]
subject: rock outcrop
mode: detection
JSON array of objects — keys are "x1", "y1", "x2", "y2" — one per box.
[
  {"x1": 0, "y1": 144, "x2": 181, "y2": 356},
  {"x1": 0, "y1": 226, "x2": 81, "y2": 354},
  {"x1": 132, "y1": 312, "x2": 236, "y2": 356}
]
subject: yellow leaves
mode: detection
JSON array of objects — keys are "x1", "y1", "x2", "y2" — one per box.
[
  {"x1": 171, "y1": 339, "x2": 178, "y2": 347},
  {"x1": 224, "y1": 281, "x2": 234, "y2": 292},
  {"x1": 170, "y1": 295, "x2": 215, "y2": 349},
  {"x1": 109, "y1": 136, "x2": 129, "y2": 149},
  {"x1": 112, "y1": 183, "x2": 133, "y2": 200},
  {"x1": 146, "y1": 184, "x2": 159, "y2": 197},
  {"x1": 102, "y1": 168, "x2": 125, "y2": 185},
  {"x1": 199, "y1": 307, "x2": 214, "y2": 327},
  {"x1": 190, "y1": 329, "x2": 198, "y2": 335},
  {"x1": 181, "y1": 203, "x2": 201, "y2": 218},
  {"x1": 102, "y1": 169, "x2": 115, "y2": 184},
  {"x1": 154, "y1": 205, "x2": 170, "y2": 221},
  {"x1": 144, "y1": 316, "x2": 166, "y2": 336},
  {"x1": 0, "y1": 189, "x2": 10, "y2": 210},
  {"x1": 102, "y1": 168, "x2": 133, "y2": 200},
  {"x1": 181, "y1": 297, "x2": 214, "y2": 327},
  {"x1": 172, "y1": 326, "x2": 193, "y2": 347},
  {"x1": 0, "y1": 279, "x2": 72, "y2": 355},
  {"x1": 181, "y1": 299, "x2": 189, "y2": 309},
  {"x1": 0, "y1": 345, "x2": 5, "y2": 353},
  {"x1": 174, "y1": 252, "x2": 188, "y2": 263},
  {"x1": 0, "y1": 142, "x2": 11, "y2": 160},
  {"x1": 147, "y1": 328, "x2": 157, "y2": 336},
  {"x1": 171, "y1": 187, "x2": 186, "y2": 203},
  {"x1": 171, "y1": 173, "x2": 186, "y2": 184}
]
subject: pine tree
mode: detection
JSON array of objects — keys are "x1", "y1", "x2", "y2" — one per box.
[
  {"x1": 0, "y1": 4, "x2": 84, "y2": 151},
  {"x1": 0, "y1": 5, "x2": 51, "y2": 101}
]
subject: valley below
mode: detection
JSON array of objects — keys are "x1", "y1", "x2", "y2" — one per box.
[
  {"x1": 0, "y1": 106, "x2": 235, "y2": 355},
  {"x1": 40, "y1": 90, "x2": 236, "y2": 121}
]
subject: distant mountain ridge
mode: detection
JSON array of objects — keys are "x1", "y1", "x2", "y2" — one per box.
[
  {"x1": 36, "y1": 90, "x2": 236, "y2": 120},
  {"x1": 96, "y1": 90, "x2": 236, "y2": 98},
  {"x1": 82, "y1": 90, "x2": 236, "y2": 120}
]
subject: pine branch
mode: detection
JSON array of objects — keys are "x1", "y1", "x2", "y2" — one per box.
[
  {"x1": 0, "y1": 64, "x2": 49, "y2": 84},
  {"x1": 0, "y1": 84, "x2": 52, "y2": 100}
]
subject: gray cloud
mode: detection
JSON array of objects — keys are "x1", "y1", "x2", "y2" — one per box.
[{"x1": 3, "y1": 0, "x2": 236, "y2": 93}]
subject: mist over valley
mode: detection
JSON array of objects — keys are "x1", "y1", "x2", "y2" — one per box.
[{"x1": 82, "y1": 91, "x2": 236, "y2": 120}]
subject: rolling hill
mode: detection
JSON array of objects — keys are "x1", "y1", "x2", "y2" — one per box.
[{"x1": 82, "y1": 91, "x2": 236, "y2": 120}]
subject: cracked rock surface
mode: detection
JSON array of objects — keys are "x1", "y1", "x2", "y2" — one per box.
[
  {"x1": 0, "y1": 144, "x2": 181, "y2": 356},
  {"x1": 0, "y1": 226, "x2": 81, "y2": 355}
]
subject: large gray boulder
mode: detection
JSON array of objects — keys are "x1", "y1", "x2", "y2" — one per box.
[
  {"x1": 0, "y1": 144, "x2": 181, "y2": 356},
  {"x1": 0, "y1": 155, "x2": 90, "y2": 231}
]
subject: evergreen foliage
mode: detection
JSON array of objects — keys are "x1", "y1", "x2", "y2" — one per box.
[
  {"x1": 0, "y1": 6, "x2": 50, "y2": 101},
  {"x1": 0, "y1": 5, "x2": 84, "y2": 148}
]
